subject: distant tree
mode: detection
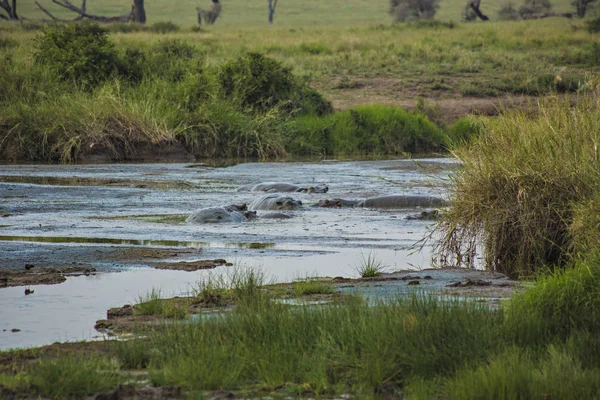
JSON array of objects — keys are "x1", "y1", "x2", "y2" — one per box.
[
  {"x1": 197, "y1": 0, "x2": 221, "y2": 24},
  {"x1": 518, "y1": 0, "x2": 552, "y2": 17},
  {"x1": 465, "y1": 0, "x2": 489, "y2": 20},
  {"x1": 390, "y1": 0, "x2": 439, "y2": 21},
  {"x1": 572, "y1": 0, "x2": 596, "y2": 17},
  {"x1": 34, "y1": 0, "x2": 146, "y2": 23},
  {"x1": 268, "y1": 0, "x2": 278, "y2": 23},
  {"x1": 0, "y1": 0, "x2": 18, "y2": 20}
]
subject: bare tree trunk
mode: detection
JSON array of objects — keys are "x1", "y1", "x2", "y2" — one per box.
[
  {"x1": 268, "y1": 0, "x2": 278, "y2": 23},
  {"x1": 0, "y1": 0, "x2": 18, "y2": 20},
  {"x1": 132, "y1": 0, "x2": 145, "y2": 23},
  {"x1": 466, "y1": 0, "x2": 489, "y2": 20},
  {"x1": 35, "y1": 0, "x2": 135, "y2": 22}
]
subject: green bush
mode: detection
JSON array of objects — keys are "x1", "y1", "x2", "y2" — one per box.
[
  {"x1": 0, "y1": 37, "x2": 17, "y2": 50},
  {"x1": 446, "y1": 117, "x2": 482, "y2": 146},
  {"x1": 33, "y1": 23, "x2": 118, "y2": 87},
  {"x1": 588, "y1": 17, "x2": 600, "y2": 34},
  {"x1": 149, "y1": 21, "x2": 180, "y2": 34},
  {"x1": 147, "y1": 39, "x2": 202, "y2": 82},
  {"x1": 285, "y1": 105, "x2": 445, "y2": 156},
  {"x1": 219, "y1": 52, "x2": 297, "y2": 113}
]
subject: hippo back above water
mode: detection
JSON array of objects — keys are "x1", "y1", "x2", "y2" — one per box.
[
  {"x1": 248, "y1": 194, "x2": 303, "y2": 211},
  {"x1": 357, "y1": 195, "x2": 447, "y2": 209},
  {"x1": 315, "y1": 195, "x2": 447, "y2": 209},
  {"x1": 237, "y1": 182, "x2": 328, "y2": 193},
  {"x1": 187, "y1": 205, "x2": 255, "y2": 223}
]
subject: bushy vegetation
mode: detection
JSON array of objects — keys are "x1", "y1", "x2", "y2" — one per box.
[
  {"x1": 285, "y1": 105, "x2": 445, "y2": 156},
  {"x1": 33, "y1": 23, "x2": 120, "y2": 87},
  {"x1": 434, "y1": 95, "x2": 600, "y2": 277},
  {"x1": 390, "y1": 0, "x2": 440, "y2": 22}
]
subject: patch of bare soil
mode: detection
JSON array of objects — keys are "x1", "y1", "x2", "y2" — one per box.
[
  {"x1": 153, "y1": 259, "x2": 232, "y2": 271},
  {"x1": 0, "y1": 266, "x2": 97, "y2": 288},
  {"x1": 318, "y1": 77, "x2": 535, "y2": 124}
]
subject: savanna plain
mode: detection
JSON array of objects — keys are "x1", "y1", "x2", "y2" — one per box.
[{"x1": 1, "y1": 0, "x2": 600, "y2": 398}]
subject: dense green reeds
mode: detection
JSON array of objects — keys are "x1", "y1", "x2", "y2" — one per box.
[{"x1": 434, "y1": 93, "x2": 600, "y2": 277}]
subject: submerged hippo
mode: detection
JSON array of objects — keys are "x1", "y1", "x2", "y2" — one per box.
[
  {"x1": 315, "y1": 195, "x2": 447, "y2": 209},
  {"x1": 187, "y1": 204, "x2": 257, "y2": 224},
  {"x1": 248, "y1": 194, "x2": 303, "y2": 211},
  {"x1": 237, "y1": 182, "x2": 328, "y2": 194}
]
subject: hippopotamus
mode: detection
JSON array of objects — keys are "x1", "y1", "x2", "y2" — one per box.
[
  {"x1": 187, "y1": 204, "x2": 257, "y2": 224},
  {"x1": 248, "y1": 194, "x2": 303, "y2": 211},
  {"x1": 314, "y1": 195, "x2": 447, "y2": 209},
  {"x1": 236, "y1": 182, "x2": 328, "y2": 194}
]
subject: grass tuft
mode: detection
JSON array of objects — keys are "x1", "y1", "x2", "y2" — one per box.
[{"x1": 354, "y1": 253, "x2": 388, "y2": 277}]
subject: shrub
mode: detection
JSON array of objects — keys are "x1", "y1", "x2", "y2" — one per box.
[
  {"x1": 434, "y1": 95, "x2": 600, "y2": 277},
  {"x1": 218, "y1": 52, "x2": 296, "y2": 113},
  {"x1": 284, "y1": 105, "x2": 445, "y2": 156},
  {"x1": 33, "y1": 23, "x2": 118, "y2": 87},
  {"x1": 588, "y1": 16, "x2": 600, "y2": 34},
  {"x1": 0, "y1": 37, "x2": 17, "y2": 50},
  {"x1": 446, "y1": 117, "x2": 482, "y2": 146},
  {"x1": 147, "y1": 39, "x2": 202, "y2": 82},
  {"x1": 149, "y1": 21, "x2": 180, "y2": 34},
  {"x1": 498, "y1": 2, "x2": 520, "y2": 19},
  {"x1": 518, "y1": 0, "x2": 552, "y2": 17},
  {"x1": 390, "y1": 0, "x2": 440, "y2": 22}
]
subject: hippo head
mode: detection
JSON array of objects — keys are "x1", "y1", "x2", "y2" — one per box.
[
  {"x1": 317, "y1": 199, "x2": 342, "y2": 208},
  {"x1": 274, "y1": 197, "x2": 302, "y2": 210},
  {"x1": 243, "y1": 211, "x2": 258, "y2": 220}
]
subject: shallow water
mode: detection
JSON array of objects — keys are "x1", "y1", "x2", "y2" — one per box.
[{"x1": 0, "y1": 158, "x2": 456, "y2": 350}]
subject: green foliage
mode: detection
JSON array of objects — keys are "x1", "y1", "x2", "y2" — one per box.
[
  {"x1": 29, "y1": 357, "x2": 122, "y2": 399},
  {"x1": 390, "y1": 0, "x2": 440, "y2": 22},
  {"x1": 506, "y1": 253, "x2": 600, "y2": 341},
  {"x1": 285, "y1": 105, "x2": 445, "y2": 156},
  {"x1": 138, "y1": 294, "x2": 503, "y2": 395},
  {"x1": 135, "y1": 288, "x2": 188, "y2": 319},
  {"x1": 0, "y1": 37, "x2": 17, "y2": 50},
  {"x1": 293, "y1": 276, "x2": 335, "y2": 296},
  {"x1": 33, "y1": 23, "x2": 118, "y2": 87},
  {"x1": 421, "y1": 347, "x2": 600, "y2": 400},
  {"x1": 588, "y1": 16, "x2": 600, "y2": 33},
  {"x1": 446, "y1": 117, "x2": 482, "y2": 146},
  {"x1": 354, "y1": 253, "x2": 388, "y2": 277},
  {"x1": 219, "y1": 52, "x2": 297, "y2": 113},
  {"x1": 149, "y1": 21, "x2": 181, "y2": 33},
  {"x1": 434, "y1": 95, "x2": 600, "y2": 277}
]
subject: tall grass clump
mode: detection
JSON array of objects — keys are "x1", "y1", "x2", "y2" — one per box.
[
  {"x1": 354, "y1": 253, "x2": 388, "y2": 277},
  {"x1": 135, "y1": 288, "x2": 188, "y2": 319},
  {"x1": 505, "y1": 252, "x2": 600, "y2": 343},
  {"x1": 26, "y1": 357, "x2": 122, "y2": 399},
  {"x1": 410, "y1": 347, "x2": 600, "y2": 400},
  {"x1": 434, "y1": 94, "x2": 600, "y2": 277}
]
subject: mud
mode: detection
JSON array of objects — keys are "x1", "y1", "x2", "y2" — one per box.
[
  {"x1": 153, "y1": 259, "x2": 232, "y2": 271},
  {"x1": 0, "y1": 266, "x2": 97, "y2": 288}
]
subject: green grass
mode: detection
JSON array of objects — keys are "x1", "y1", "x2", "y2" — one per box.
[
  {"x1": 354, "y1": 253, "x2": 388, "y2": 277},
  {"x1": 5, "y1": 252, "x2": 600, "y2": 398},
  {"x1": 434, "y1": 93, "x2": 600, "y2": 277},
  {"x1": 134, "y1": 288, "x2": 189, "y2": 319},
  {"x1": 11, "y1": 0, "x2": 580, "y2": 27},
  {"x1": 0, "y1": 356, "x2": 123, "y2": 400},
  {"x1": 293, "y1": 275, "x2": 335, "y2": 296}
]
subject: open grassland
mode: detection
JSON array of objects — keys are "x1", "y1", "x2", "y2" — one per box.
[
  {"x1": 14, "y1": 0, "x2": 584, "y2": 26},
  {"x1": 0, "y1": 18, "x2": 598, "y2": 162}
]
